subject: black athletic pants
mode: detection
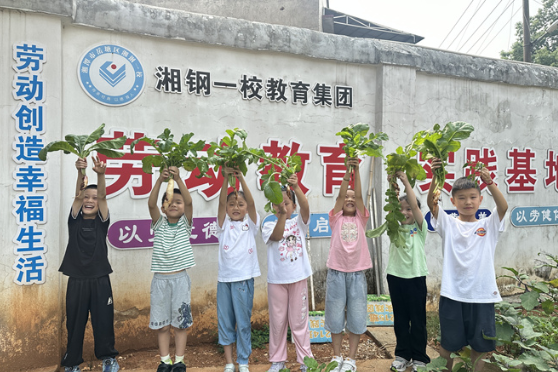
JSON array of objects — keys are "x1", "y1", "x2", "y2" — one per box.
[
  {"x1": 61, "y1": 275, "x2": 118, "y2": 367},
  {"x1": 387, "y1": 274, "x2": 430, "y2": 364}
]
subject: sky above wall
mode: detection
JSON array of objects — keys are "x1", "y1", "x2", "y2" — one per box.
[{"x1": 328, "y1": 0, "x2": 543, "y2": 60}]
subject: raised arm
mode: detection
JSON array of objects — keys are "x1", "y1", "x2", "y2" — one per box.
[
  {"x1": 427, "y1": 158, "x2": 442, "y2": 220},
  {"x1": 480, "y1": 166, "x2": 508, "y2": 221},
  {"x1": 92, "y1": 156, "x2": 108, "y2": 220},
  {"x1": 290, "y1": 173, "x2": 309, "y2": 224},
  {"x1": 71, "y1": 157, "x2": 87, "y2": 218},
  {"x1": 237, "y1": 170, "x2": 257, "y2": 224},
  {"x1": 333, "y1": 157, "x2": 355, "y2": 214},
  {"x1": 171, "y1": 166, "x2": 193, "y2": 224},
  {"x1": 148, "y1": 167, "x2": 168, "y2": 224},
  {"x1": 352, "y1": 158, "x2": 365, "y2": 215},
  {"x1": 397, "y1": 170, "x2": 423, "y2": 229},
  {"x1": 269, "y1": 201, "x2": 287, "y2": 242},
  {"x1": 217, "y1": 168, "x2": 231, "y2": 227}
]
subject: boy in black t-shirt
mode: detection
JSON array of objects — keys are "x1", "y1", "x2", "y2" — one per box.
[{"x1": 59, "y1": 156, "x2": 119, "y2": 372}]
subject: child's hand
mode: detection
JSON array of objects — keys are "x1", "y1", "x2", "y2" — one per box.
[
  {"x1": 479, "y1": 165, "x2": 493, "y2": 185},
  {"x1": 91, "y1": 156, "x2": 106, "y2": 175},
  {"x1": 159, "y1": 167, "x2": 170, "y2": 181},
  {"x1": 431, "y1": 158, "x2": 443, "y2": 170},
  {"x1": 345, "y1": 157, "x2": 359, "y2": 169},
  {"x1": 75, "y1": 157, "x2": 87, "y2": 171},
  {"x1": 224, "y1": 166, "x2": 242, "y2": 178},
  {"x1": 168, "y1": 166, "x2": 180, "y2": 180},
  {"x1": 274, "y1": 201, "x2": 287, "y2": 215},
  {"x1": 395, "y1": 170, "x2": 408, "y2": 183},
  {"x1": 287, "y1": 173, "x2": 299, "y2": 189}
]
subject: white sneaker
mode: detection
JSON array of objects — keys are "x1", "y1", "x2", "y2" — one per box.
[
  {"x1": 391, "y1": 356, "x2": 412, "y2": 372},
  {"x1": 341, "y1": 358, "x2": 357, "y2": 372},
  {"x1": 411, "y1": 360, "x2": 427, "y2": 372},
  {"x1": 267, "y1": 362, "x2": 286, "y2": 372},
  {"x1": 239, "y1": 364, "x2": 250, "y2": 372},
  {"x1": 223, "y1": 364, "x2": 235, "y2": 372},
  {"x1": 329, "y1": 356, "x2": 344, "y2": 372}
]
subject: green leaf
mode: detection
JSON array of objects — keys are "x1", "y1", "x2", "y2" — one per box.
[
  {"x1": 520, "y1": 291, "x2": 540, "y2": 310},
  {"x1": 84, "y1": 123, "x2": 106, "y2": 145},
  {"x1": 38, "y1": 141, "x2": 80, "y2": 161},
  {"x1": 263, "y1": 181, "x2": 283, "y2": 204},
  {"x1": 365, "y1": 222, "x2": 388, "y2": 238},
  {"x1": 541, "y1": 299, "x2": 555, "y2": 314}
]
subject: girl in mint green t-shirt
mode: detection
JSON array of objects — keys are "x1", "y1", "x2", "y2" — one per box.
[{"x1": 387, "y1": 171, "x2": 430, "y2": 372}]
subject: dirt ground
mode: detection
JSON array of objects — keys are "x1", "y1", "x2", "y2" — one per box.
[{"x1": 77, "y1": 333, "x2": 389, "y2": 371}]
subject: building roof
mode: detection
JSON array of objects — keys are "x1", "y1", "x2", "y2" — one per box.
[{"x1": 324, "y1": 8, "x2": 424, "y2": 44}]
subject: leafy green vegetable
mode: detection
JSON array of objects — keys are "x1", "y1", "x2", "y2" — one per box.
[
  {"x1": 411, "y1": 121, "x2": 474, "y2": 194},
  {"x1": 246, "y1": 148, "x2": 302, "y2": 213},
  {"x1": 336, "y1": 123, "x2": 388, "y2": 176},
  {"x1": 130, "y1": 129, "x2": 208, "y2": 208},
  {"x1": 366, "y1": 145, "x2": 426, "y2": 249},
  {"x1": 207, "y1": 128, "x2": 260, "y2": 190},
  {"x1": 38, "y1": 123, "x2": 127, "y2": 186}
]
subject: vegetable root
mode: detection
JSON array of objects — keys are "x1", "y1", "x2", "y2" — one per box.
[{"x1": 163, "y1": 178, "x2": 174, "y2": 210}]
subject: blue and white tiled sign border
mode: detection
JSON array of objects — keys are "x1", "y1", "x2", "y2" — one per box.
[{"x1": 77, "y1": 44, "x2": 145, "y2": 106}]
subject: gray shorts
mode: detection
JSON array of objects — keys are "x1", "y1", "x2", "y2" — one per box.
[
  {"x1": 324, "y1": 269, "x2": 368, "y2": 335},
  {"x1": 149, "y1": 270, "x2": 193, "y2": 330}
]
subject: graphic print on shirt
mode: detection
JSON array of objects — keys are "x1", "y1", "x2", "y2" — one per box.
[
  {"x1": 409, "y1": 226, "x2": 418, "y2": 237},
  {"x1": 340, "y1": 221, "x2": 358, "y2": 242},
  {"x1": 475, "y1": 227, "x2": 487, "y2": 237},
  {"x1": 279, "y1": 234, "x2": 303, "y2": 262}
]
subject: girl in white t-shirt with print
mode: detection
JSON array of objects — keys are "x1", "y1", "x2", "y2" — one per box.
[
  {"x1": 217, "y1": 167, "x2": 261, "y2": 372},
  {"x1": 261, "y1": 173, "x2": 313, "y2": 372}
]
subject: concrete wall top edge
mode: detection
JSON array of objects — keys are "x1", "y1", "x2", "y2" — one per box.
[{"x1": 2, "y1": 0, "x2": 558, "y2": 89}]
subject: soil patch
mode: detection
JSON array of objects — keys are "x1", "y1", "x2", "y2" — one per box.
[{"x1": 78, "y1": 333, "x2": 388, "y2": 371}]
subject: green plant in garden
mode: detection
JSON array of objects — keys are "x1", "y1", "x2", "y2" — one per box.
[
  {"x1": 38, "y1": 123, "x2": 127, "y2": 188},
  {"x1": 130, "y1": 128, "x2": 207, "y2": 208},
  {"x1": 366, "y1": 144, "x2": 426, "y2": 248},
  {"x1": 482, "y1": 253, "x2": 558, "y2": 372},
  {"x1": 336, "y1": 123, "x2": 388, "y2": 176},
  {"x1": 412, "y1": 122, "x2": 474, "y2": 200},
  {"x1": 246, "y1": 148, "x2": 302, "y2": 213}
]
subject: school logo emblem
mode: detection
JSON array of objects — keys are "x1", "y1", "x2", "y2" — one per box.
[
  {"x1": 475, "y1": 228, "x2": 487, "y2": 237},
  {"x1": 77, "y1": 44, "x2": 145, "y2": 106}
]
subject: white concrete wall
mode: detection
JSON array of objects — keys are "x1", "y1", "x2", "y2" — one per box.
[{"x1": 1, "y1": 1, "x2": 558, "y2": 369}]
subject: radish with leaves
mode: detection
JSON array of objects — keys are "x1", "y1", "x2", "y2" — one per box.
[
  {"x1": 411, "y1": 121, "x2": 474, "y2": 202},
  {"x1": 366, "y1": 144, "x2": 426, "y2": 248},
  {"x1": 130, "y1": 129, "x2": 207, "y2": 210},
  {"x1": 38, "y1": 123, "x2": 127, "y2": 189}
]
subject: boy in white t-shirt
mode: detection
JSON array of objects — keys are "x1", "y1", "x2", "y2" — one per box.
[
  {"x1": 216, "y1": 167, "x2": 261, "y2": 372},
  {"x1": 427, "y1": 158, "x2": 508, "y2": 372}
]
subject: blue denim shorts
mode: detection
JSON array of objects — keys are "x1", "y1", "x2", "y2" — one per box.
[
  {"x1": 149, "y1": 270, "x2": 193, "y2": 330},
  {"x1": 439, "y1": 296, "x2": 496, "y2": 352},
  {"x1": 324, "y1": 269, "x2": 368, "y2": 335}
]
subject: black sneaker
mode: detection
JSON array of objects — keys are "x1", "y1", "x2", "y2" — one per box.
[
  {"x1": 171, "y1": 361, "x2": 186, "y2": 372},
  {"x1": 157, "y1": 362, "x2": 173, "y2": 372}
]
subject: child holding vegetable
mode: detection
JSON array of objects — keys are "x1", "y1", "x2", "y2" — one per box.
[
  {"x1": 216, "y1": 167, "x2": 261, "y2": 372},
  {"x1": 60, "y1": 156, "x2": 119, "y2": 372},
  {"x1": 427, "y1": 158, "x2": 508, "y2": 372},
  {"x1": 387, "y1": 171, "x2": 430, "y2": 372},
  {"x1": 147, "y1": 166, "x2": 195, "y2": 372},
  {"x1": 324, "y1": 157, "x2": 371, "y2": 372},
  {"x1": 261, "y1": 173, "x2": 314, "y2": 372}
]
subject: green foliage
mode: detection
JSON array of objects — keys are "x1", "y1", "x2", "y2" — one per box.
[
  {"x1": 336, "y1": 123, "x2": 388, "y2": 173},
  {"x1": 130, "y1": 128, "x2": 208, "y2": 177},
  {"x1": 279, "y1": 356, "x2": 339, "y2": 372},
  {"x1": 416, "y1": 356, "x2": 448, "y2": 372},
  {"x1": 366, "y1": 144, "x2": 426, "y2": 248},
  {"x1": 251, "y1": 325, "x2": 270, "y2": 349},
  {"x1": 247, "y1": 148, "x2": 302, "y2": 213},
  {"x1": 38, "y1": 123, "x2": 127, "y2": 175},
  {"x1": 486, "y1": 253, "x2": 558, "y2": 372},
  {"x1": 412, "y1": 122, "x2": 474, "y2": 193},
  {"x1": 501, "y1": 0, "x2": 558, "y2": 66},
  {"x1": 207, "y1": 128, "x2": 258, "y2": 188}
]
